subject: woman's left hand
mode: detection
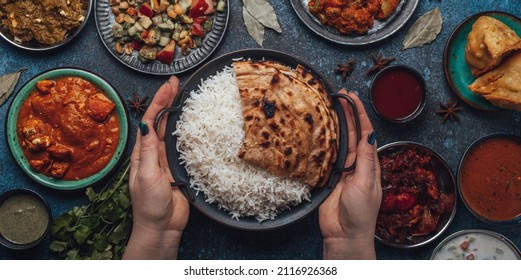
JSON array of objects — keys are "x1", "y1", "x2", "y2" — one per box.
[{"x1": 123, "y1": 76, "x2": 189, "y2": 260}]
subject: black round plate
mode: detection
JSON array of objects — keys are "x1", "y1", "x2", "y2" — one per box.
[
  {"x1": 95, "y1": 0, "x2": 229, "y2": 75},
  {"x1": 290, "y1": 0, "x2": 419, "y2": 46},
  {"x1": 164, "y1": 49, "x2": 349, "y2": 231}
]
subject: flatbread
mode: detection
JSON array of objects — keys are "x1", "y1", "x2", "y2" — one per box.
[
  {"x1": 468, "y1": 51, "x2": 521, "y2": 111},
  {"x1": 233, "y1": 60, "x2": 339, "y2": 187}
]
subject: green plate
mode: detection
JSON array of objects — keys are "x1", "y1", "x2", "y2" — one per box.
[
  {"x1": 5, "y1": 68, "x2": 129, "y2": 190},
  {"x1": 443, "y1": 11, "x2": 521, "y2": 111}
]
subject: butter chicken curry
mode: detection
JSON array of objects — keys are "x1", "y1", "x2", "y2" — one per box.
[{"x1": 17, "y1": 77, "x2": 120, "y2": 180}]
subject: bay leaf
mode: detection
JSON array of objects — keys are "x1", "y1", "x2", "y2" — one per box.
[
  {"x1": 243, "y1": 0, "x2": 282, "y2": 33},
  {"x1": 243, "y1": 6, "x2": 265, "y2": 46},
  {"x1": 0, "y1": 68, "x2": 26, "y2": 106},
  {"x1": 402, "y1": 8, "x2": 443, "y2": 51}
]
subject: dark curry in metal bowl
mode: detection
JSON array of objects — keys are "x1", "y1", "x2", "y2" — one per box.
[{"x1": 0, "y1": 0, "x2": 92, "y2": 50}]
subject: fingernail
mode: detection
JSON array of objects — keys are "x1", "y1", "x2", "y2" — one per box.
[
  {"x1": 140, "y1": 122, "x2": 149, "y2": 136},
  {"x1": 368, "y1": 131, "x2": 377, "y2": 145}
]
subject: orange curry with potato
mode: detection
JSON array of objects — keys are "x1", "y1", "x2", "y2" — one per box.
[
  {"x1": 308, "y1": 0, "x2": 401, "y2": 35},
  {"x1": 17, "y1": 77, "x2": 120, "y2": 180}
]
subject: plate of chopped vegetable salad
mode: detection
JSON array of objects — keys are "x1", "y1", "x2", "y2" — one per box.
[{"x1": 95, "y1": 0, "x2": 228, "y2": 75}]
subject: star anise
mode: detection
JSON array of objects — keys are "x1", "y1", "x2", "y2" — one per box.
[
  {"x1": 366, "y1": 51, "x2": 396, "y2": 75},
  {"x1": 127, "y1": 94, "x2": 149, "y2": 117},
  {"x1": 335, "y1": 58, "x2": 355, "y2": 82},
  {"x1": 436, "y1": 100, "x2": 461, "y2": 124}
]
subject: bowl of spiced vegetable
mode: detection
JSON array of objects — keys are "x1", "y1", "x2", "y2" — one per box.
[
  {"x1": 375, "y1": 141, "x2": 457, "y2": 248},
  {"x1": 5, "y1": 67, "x2": 129, "y2": 191}
]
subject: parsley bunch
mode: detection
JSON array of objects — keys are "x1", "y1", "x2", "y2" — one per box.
[{"x1": 49, "y1": 161, "x2": 133, "y2": 260}]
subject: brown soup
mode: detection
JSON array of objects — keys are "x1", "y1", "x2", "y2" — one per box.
[{"x1": 459, "y1": 137, "x2": 521, "y2": 221}]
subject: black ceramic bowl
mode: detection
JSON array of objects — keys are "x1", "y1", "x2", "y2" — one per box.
[
  {"x1": 375, "y1": 142, "x2": 457, "y2": 248},
  {"x1": 0, "y1": 189, "x2": 52, "y2": 250},
  {"x1": 369, "y1": 65, "x2": 426, "y2": 123},
  {"x1": 457, "y1": 134, "x2": 521, "y2": 224}
]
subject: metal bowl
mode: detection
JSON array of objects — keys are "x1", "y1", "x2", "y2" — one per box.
[
  {"x1": 0, "y1": 188, "x2": 52, "y2": 250},
  {"x1": 375, "y1": 141, "x2": 457, "y2": 248},
  {"x1": 430, "y1": 229, "x2": 521, "y2": 260},
  {"x1": 457, "y1": 133, "x2": 521, "y2": 224},
  {"x1": 0, "y1": 0, "x2": 92, "y2": 51}
]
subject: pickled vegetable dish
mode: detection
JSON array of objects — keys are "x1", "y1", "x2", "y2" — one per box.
[
  {"x1": 110, "y1": 0, "x2": 226, "y2": 64},
  {"x1": 377, "y1": 147, "x2": 455, "y2": 245}
]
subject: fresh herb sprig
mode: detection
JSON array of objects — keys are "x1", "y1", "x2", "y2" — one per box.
[{"x1": 49, "y1": 160, "x2": 132, "y2": 260}]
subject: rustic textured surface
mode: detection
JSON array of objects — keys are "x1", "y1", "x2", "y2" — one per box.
[{"x1": 0, "y1": 0, "x2": 520, "y2": 259}]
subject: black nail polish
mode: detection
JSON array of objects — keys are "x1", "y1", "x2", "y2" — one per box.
[
  {"x1": 140, "y1": 122, "x2": 149, "y2": 136},
  {"x1": 368, "y1": 131, "x2": 377, "y2": 145}
]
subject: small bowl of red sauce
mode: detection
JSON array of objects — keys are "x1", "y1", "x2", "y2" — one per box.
[
  {"x1": 370, "y1": 65, "x2": 426, "y2": 123},
  {"x1": 376, "y1": 142, "x2": 457, "y2": 248},
  {"x1": 458, "y1": 134, "x2": 521, "y2": 224}
]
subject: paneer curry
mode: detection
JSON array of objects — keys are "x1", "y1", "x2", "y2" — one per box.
[{"x1": 17, "y1": 77, "x2": 120, "y2": 180}]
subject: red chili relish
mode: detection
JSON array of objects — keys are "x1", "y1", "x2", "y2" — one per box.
[{"x1": 371, "y1": 68, "x2": 424, "y2": 121}]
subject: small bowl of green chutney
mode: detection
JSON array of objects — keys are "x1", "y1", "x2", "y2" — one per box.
[{"x1": 0, "y1": 189, "x2": 52, "y2": 250}]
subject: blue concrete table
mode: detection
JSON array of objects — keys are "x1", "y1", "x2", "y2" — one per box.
[{"x1": 1, "y1": 0, "x2": 520, "y2": 260}]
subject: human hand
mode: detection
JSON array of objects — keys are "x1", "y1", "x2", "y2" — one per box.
[
  {"x1": 319, "y1": 90, "x2": 382, "y2": 260},
  {"x1": 123, "y1": 76, "x2": 189, "y2": 260}
]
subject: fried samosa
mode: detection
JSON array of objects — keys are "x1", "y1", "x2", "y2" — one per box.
[
  {"x1": 465, "y1": 16, "x2": 521, "y2": 77},
  {"x1": 468, "y1": 51, "x2": 521, "y2": 111}
]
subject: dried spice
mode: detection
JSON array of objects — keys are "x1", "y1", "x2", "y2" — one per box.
[
  {"x1": 401, "y1": 8, "x2": 443, "y2": 51},
  {"x1": 367, "y1": 52, "x2": 395, "y2": 75},
  {"x1": 242, "y1": 0, "x2": 281, "y2": 46},
  {"x1": 436, "y1": 100, "x2": 461, "y2": 124},
  {"x1": 127, "y1": 94, "x2": 149, "y2": 117},
  {"x1": 335, "y1": 58, "x2": 355, "y2": 82},
  {"x1": 0, "y1": 68, "x2": 26, "y2": 106}
]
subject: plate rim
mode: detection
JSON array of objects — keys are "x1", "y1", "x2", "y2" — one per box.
[
  {"x1": 289, "y1": 0, "x2": 419, "y2": 46},
  {"x1": 4, "y1": 67, "x2": 130, "y2": 191},
  {"x1": 94, "y1": 0, "x2": 230, "y2": 75},
  {"x1": 443, "y1": 11, "x2": 521, "y2": 111},
  {"x1": 164, "y1": 48, "x2": 349, "y2": 231}
]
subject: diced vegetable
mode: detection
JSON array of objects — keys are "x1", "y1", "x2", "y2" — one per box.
[
  {"x1": 139, "y1": 3, "x2": 154, "y2": 18},
  {"x1": 156, "y1": 40, "x2": 175, "y2": 64},
  {"x1": 138, "y1": 45, "x2": 157, "y2": 62},
  {"x1": 216, "y1": 0, "x2": 225, "y2": 12},
  {"x1": 112, "y1": 23, "x2": 125, "y2": 38},
  {"x1": 158, "y1": 36, "x2": 171, "y2": 47},
  {"x1": 138, "y1": 16, "x2": 153, "y2": 29}
]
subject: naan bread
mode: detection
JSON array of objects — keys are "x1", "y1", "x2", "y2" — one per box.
[
  {"x1": 468, "y1": 51, "x2": 521, "y2": 111},
  {"x1": 233, "y1": 61, "x2": 339, "y2": 187},
  {"x1": 465, "y1": 16, "x2": 521, "y2": 77}
]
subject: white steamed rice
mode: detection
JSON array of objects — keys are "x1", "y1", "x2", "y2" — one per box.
[{"x1": 173, "y1": 66, "x2": 310, "y2": 222}]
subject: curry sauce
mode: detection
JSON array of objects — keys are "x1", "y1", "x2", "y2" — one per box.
[{"x1": 17, "y1": 77, "x2": 120, "y2": 180}]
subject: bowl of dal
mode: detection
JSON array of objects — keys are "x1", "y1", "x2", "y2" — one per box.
[
  {"x1": 457, "y1": 133, "x2": 521, "y2": 224},
  {"x1": 0, "y1": 188, "x2": 52, "y2": 250}
]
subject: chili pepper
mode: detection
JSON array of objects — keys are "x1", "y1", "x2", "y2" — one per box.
[{"x1": 380, "y1": 193, "x2": 417, "y2": 213}]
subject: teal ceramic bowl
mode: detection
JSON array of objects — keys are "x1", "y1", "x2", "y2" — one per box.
[
  {"x1": 5, "y1": 68, "x2": 129, "y2": 190},
  {"x1": 444, "y1": 11, "x2": 521, "y2": 111}
]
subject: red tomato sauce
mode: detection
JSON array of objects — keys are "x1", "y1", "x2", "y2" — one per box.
[
  {"x1": 371, "y1": 68, "x2": 424, "y2": 121},
  {"x1": 460, "y1": 137, "x2": 521, "y2": 221},
  {"x1": 17, "y1": 77, "x2": 120, "y2": 180}
]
